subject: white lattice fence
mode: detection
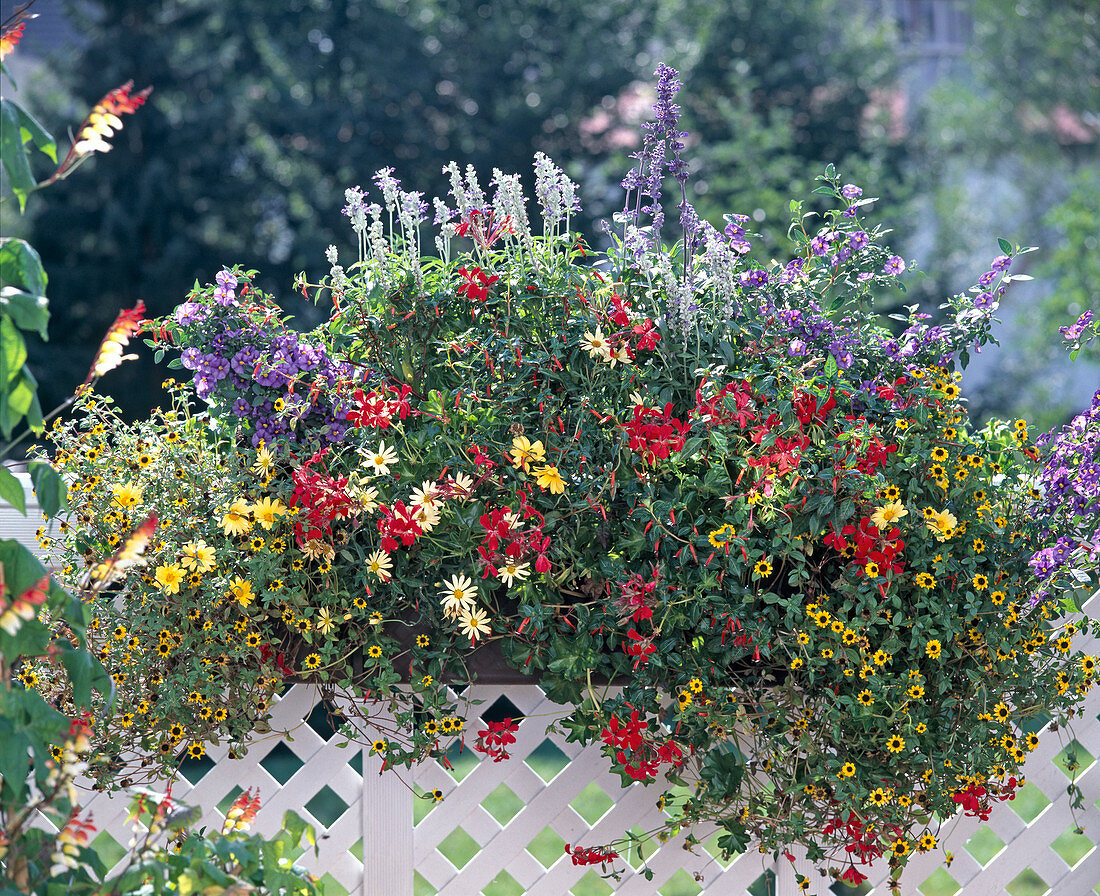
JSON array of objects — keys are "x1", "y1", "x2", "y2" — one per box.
[{"x1": 73, "y1": 663, "x2": 1100, "y2": 896}]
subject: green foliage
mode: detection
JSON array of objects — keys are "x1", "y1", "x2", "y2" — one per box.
[{"x1": 43, "y1": 143, "x2": 1098, "y2": 883}]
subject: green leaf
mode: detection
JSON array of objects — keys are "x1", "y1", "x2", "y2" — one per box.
[
  {"x1": 997, "y1": 238, "x2": 1013, "y2": 255},
  {"x1": 823, "y1": 354, "x2": 838, "y2": 378},
  {"x1": 29, "y1": 461, "x2": 67, "y2": 518},
  {"x1": 58, "y1": 643, "x2": 109, "y2": 708},
  {"x1": 0, "y1": 464, "x2": 25, "y2": 515},
  {"x1": 0, "y1": 290, "x2": 50, "y2": 339},
  {"x1": 10, "y1": 102, "x2": 57, "y2": 163},
  {"x1": 0, "y1": 100, "x2": 36, "y2": 210},
  {"x1": 0, "y1": 314, "x2": 28, "y2": 384},
  {"x1": 0, "y1": 538, "x2": 47, "y2": 597}
]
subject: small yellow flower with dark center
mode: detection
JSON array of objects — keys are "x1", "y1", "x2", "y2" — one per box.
[
  {"x1": 754, "y1": 559, "x2": 772, "y2": 577},
  {"x1": 424, "y1": 719, "x2": 441, "y2": 736},
  {"x1": 931, "y1": 447, "x2": 948, "y2": 462},
  {"x1": 187, "y1": 743, "x2": 205, "y2": 759},
  {"x1": 416, "y1": 634, "x2": 430, "y2": 648},
  {"x1": 371, "y1": 739, "x2": 387, "y2": 753},
  {"x1": 790, "y1": 658, "x2": 803, "y2": 671},
  {"x1": 245, "y1": 632, "x2": 261, "y2": 648},
  {"x1": 367, "y1": 645, "x2": 383, "y2": 659},
  {"x1": 169, "y1": 723, "x2": 184, "y2": 741},
  {"x1": 883, "y1": 485, "x2": 901, "y2": 502},
  {"x1": 915, "y1": 572, "x2": 935, "y2": 589},
  {"x1": 842, "y1": 629, "x2": 858, "y2": 646},
  {"x1": 972, "y1": 538, "x2": 985, "y2": 552},
  {"x1": 1025, "y1": 733, "x2": 1040, "y2": 751},
  {"x1": 873, "y1": 649, "x2": 890, "y2": 666},
  {"x1": 353, "y1": 596, "x2": 368, "y2": 611},
  {"x1": 797, "y1": 632, "x2": 810, "y2": 645},
  {"x1": 892, "y1": 838, "x2": 911, "y2": 857},
  {"x1": 990, "y1": 590, "x2": 1006, "y2": 606},
  {"x1": 707, "y1": 524, "x2": 736, "y2": 548},
  {"x1": 857, "y1": 690, "x2": 874, "y2": 707},
  {"x1": 907, "y1": 684, "x2": 925, "y2": 700},
  {"x1": 972, "y1": 573, "x2": 988, "y2": 591},
  {"x1": 993, "y1": 702, "x2": 1010, "y2": 722},
  {"x1": 821, "y1": 648, "x2": 834, "y2": 659},
  {"x1": 868, "y1": 788, "x2": 890, "y2": 806},
  {"x1": 1054, "y1": 636, "x2": 1072, "y2": 653},
  {"x1": 688, "y1": 677, "x2": 703, "y2": 694},
  {"x1": 137, "y1": 453, "x2": 152, "y2": 468},
  {"x1": 303, "y1": 653, "x2": 321, "y2": 670},
  {"x1": 925, "y1": 639, "x2": 942, "y2": 659},
  {"x1": 421, "y1": 675, "x2": 433, "y2": 687},
  {"x1": 919, "y1": 833, "x2": 937, "y2": 852},
  {"x1": 431, "y1": 789, "x2": 444, "y2": 802},
  {"x1": 296, "y1": 618, "x2": 312, "y2": 635},
  {"x1": 838, "y1": 762, "x2": 856, "y2": 779},
  {"x1": 1081, "y1": 656, "x2": 1097, "y2": 675},
  {"x1": 886, "y1": 735, "x2": 906, "y2": 754},
  {"x1": 157, "y1": 641, "x2": 172, "y2": 657},
  {"x1": 677, "y1": 691, "x2": 693, "y2": 709},
  {"x1": 864, "y1": 561, "x2": 880, "y2": 578}
]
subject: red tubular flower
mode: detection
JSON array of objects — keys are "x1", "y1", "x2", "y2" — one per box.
[
  {"x1": 565, "y1": 844, "x2": 620, "y2": 866},
  {"x1": 624, "y1": 628, "x2": 657, "y2": 668},
  {"x1": 840, "y1": 867, "x2": 868, "y2": 885}
]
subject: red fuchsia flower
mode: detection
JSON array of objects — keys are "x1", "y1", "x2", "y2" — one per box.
[
  {"x1": 455, "y1": 209, "x2": 513, "y2": 249},
  {"x1": 631, "y1": 318, "x2": 660, "y2": 352},
  {"x1": 623, "y1": 403, "x2": 689, "y2": 465},
  {"x1": 694, "y1": 379, "x2": 756, "y2": 428},
  {"x1": 840, "y1": 866, "x2": 868, "y2": 885},
  {"x1": 793, "y1": 387, "x2": 837, "y2": 428},
  {"x1": 564, "y1": 844, "x2": 620, "y2": 866},
  {"x1": 624, "y1": 628, "x2": 657, "y2": 668},
  {"x1": 346, "y1": 383, "x2": 413, "y2": 429},
  {"x1": 377, "y1": 501, "x2": 423, "y2": 553},
  {"x1": 289, "y1": 450, "x2": 359, "y2": 543},
  {"x1": 616, "y1": 567, "x2": 660, "y2": 622},
  {"x1": 600, "y1": 710, "x2": 646, "y2": 753},
  {"x1": 456, "y1": 265, "x2": 500, "y2": 302},
  {"x1": 474, "y1": 718, "x2": 519, "y2": 762}
]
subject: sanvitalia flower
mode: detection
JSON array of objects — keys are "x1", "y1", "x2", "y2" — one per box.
[
  {"x1": 112, "y1": 482, "x2": 143, "y2": 509},
  {"x1": 581, "y1": 328, "x2": 611, "y2": 360},
  {"x1": 925, "y1": 508, "x2": 957, "y2": 541},
  {"x1": 458, "y1": 607, "x2": 492, "y2": 643},
  {"x1": 509, "y1": 436, "x2": 546, "y2": 471},
  {"x1": 499, "y1": 561, "x2": 530, "y2": 587},
  {"x1": 870, "y1": 501, "x2": 908, "y2": 530},
  {"x1": 222, "y1": 499, "x2": 252, "y2": 536},
  {"x1": 317, "y1": 608, "x2": 337, "y2": 636},
  {"x1": 533, "y1": 464, "x2": 566, "y2": 494},
  {"x1": 367, "y1": 441, "x2": 399, "y2": 476},
  {"x1": 251, "y1": 496, "x2": 286, "y2": 529},
  {"x1": 439, "y1": 574, "x2": 477, "y2": 618},
  {"x1": 179, "y1": 540, "x2": 215, "y2": 573},
  {"x1": 227, "y1": 577, "x2": 254, "y2": 607},
  {"x1": 155, "y1": 563, "x2": 184, "y2": 594}
]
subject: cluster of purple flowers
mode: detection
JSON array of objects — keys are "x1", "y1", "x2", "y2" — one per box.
[
  {"x1": 1028, "y1": 388, "x2": 1100, "y2": 604},
  {"x1": 175, "y1": 271, "x2": 354, "y2": 448},
  {"x1": 620, "y1": 63, "x2": 702, "y2": 266},
  {"x1": 768, "y1": 301, "x2": 862, "y2": 370}
]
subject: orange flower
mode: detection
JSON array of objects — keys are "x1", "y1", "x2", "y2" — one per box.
[
  {"x1": 85, "y1": 301, "x2": 146, "y2": 383},
  {"x1": 0, "y1": 22, "x2": 25, "y2": 61}
]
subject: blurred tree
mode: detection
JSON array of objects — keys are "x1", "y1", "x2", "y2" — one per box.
[
  {"x1": 899, "y1": 0, "x2": 1099, "y2": 425},
  {"x1": 24, "y1": 0, "x2": 659, "y2": 418}
]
